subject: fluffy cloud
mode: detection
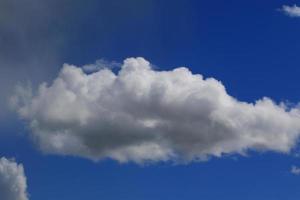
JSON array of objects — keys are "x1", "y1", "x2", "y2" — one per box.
[
  {"x1": 0, "y1": 157, "x2": 28, "y2": 200},
  {"x1": 281, "y1": 5, "x2": 300, "y2": 17},
  {"x1": 12, "y1": 57, "x2": 300, "y2": 163}
]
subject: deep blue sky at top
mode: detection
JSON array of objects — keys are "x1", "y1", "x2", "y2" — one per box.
[
  {"x1": 1, "y1": 0, "x2": 300, "y2": 200},
  {"x1": 59, "y1": 0, "x2": 300, "y2": 102}
]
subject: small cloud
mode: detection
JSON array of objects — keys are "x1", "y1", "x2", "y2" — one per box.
[
  {"x1": 0, "y1": 157, "x2": 29, "y2": 200},
  {"x1": 291, "y1": 165, "x2": 300, "y2": 175},
  {"x1": 280, "y1": 4, "x2": 300, "y2": 17}
]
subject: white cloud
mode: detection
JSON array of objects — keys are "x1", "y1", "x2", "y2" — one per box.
[
  {"x1": 291, "y1": 165, "x2": 300, "y2": 175},
  {"x1": 0, "y1": 157, "x2": 28, "y2": 200},
  {"x1": 281, "y1": 4, "x2": 300, "y2": 17},
  {"x1": 82, "y1": 59, "x2": 121, "y2": 73},
  {"x1": 12, "y1": 57, "x2": 300, "y2": 164}
]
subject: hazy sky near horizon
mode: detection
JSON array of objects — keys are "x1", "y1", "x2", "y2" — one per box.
[{"x1": 2, "y1": 0, "x2": 300, "y2": 199}]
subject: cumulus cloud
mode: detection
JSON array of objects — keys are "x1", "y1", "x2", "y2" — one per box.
[
  {"x1": 0, "y1": 157, "x2": 28, "y2": 200},
  {"x1": 281, "y1": 4, "x2": 300, "y2": 17},
  {"x1": 12, "y1": 57, "x2": 300, "y2": 164},
  {"x1": 291, "y1": 165, "x2": 300, "y2": 175}
]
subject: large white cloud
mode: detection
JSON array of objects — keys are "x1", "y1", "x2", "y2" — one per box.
[
  {"x1": 0, "y1": 157, "x2": 28, "y2": 200},
  {"x1": 12, "y1": 57, "x2": 300, "y2": 163}
]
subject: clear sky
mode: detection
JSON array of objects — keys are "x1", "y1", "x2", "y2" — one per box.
[{"x1": 1, "y1": 0, "x2": 300, "y2": 200}]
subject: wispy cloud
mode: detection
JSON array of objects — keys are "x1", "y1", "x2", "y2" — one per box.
[
  {"x1": 0, "y1": 157, "x2": 28, "y2": 200},
  {"x1": 281, "y1": 4, "x2": 300, "y2": 17},
  {"x1": 82, "y1": 59, "x2": 121, "y2": 73},
  {"x1": 291, "y1": 165, "x2": 300, "y2": 175}
]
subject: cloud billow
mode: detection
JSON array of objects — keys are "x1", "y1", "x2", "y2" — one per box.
[
  {"x1": 0, "y1": 157, "x2": 28, "y2": 200},
  {"x1": 12, "y1": 57, "x2": 300, "y2": 164}
]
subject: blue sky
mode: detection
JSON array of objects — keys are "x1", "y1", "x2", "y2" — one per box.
[{"x1": 2, "y1": 0, "x2": 300, "y2": 200}]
